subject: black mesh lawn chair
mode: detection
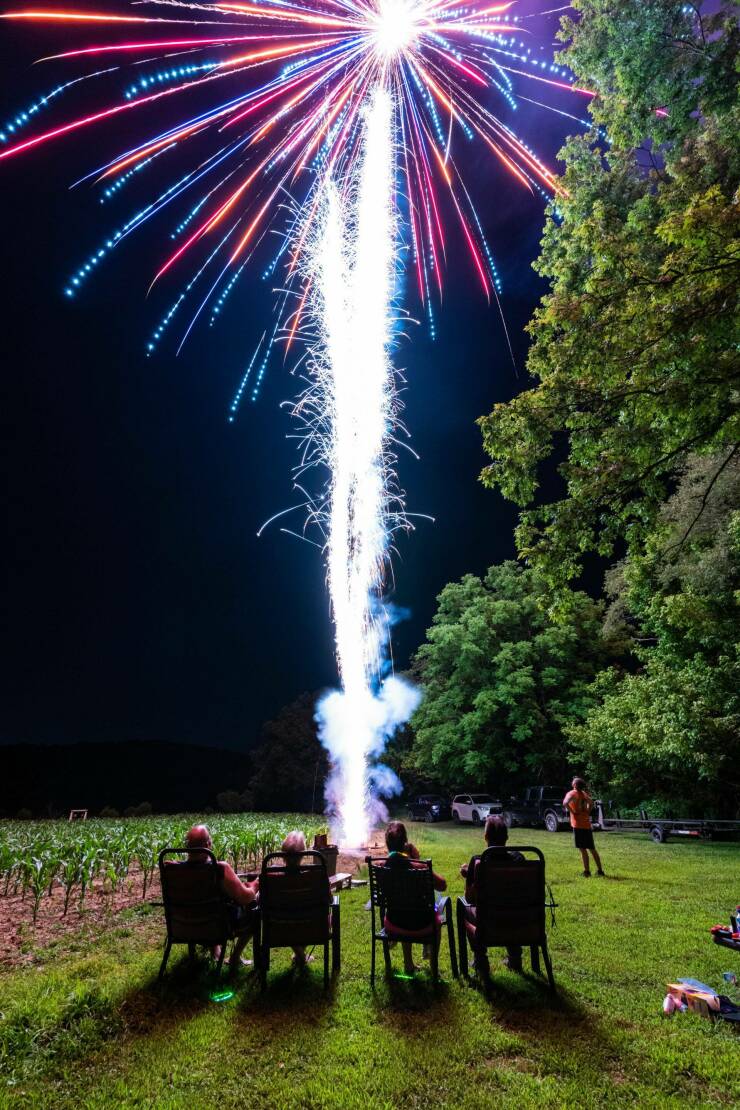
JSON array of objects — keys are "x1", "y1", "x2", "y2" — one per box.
[
  {"x1": 456, "y1": 845, "x2": 555, "y2": 991},
  {"x1": 158, "y1": 847, "x2": 260, "y2": 979},
  {"x1": 258, "y1": 850, "x2": 339, "y2": 990},
  {"x1": 366, "y1": 856, "x2": 458, "y2": 985}
]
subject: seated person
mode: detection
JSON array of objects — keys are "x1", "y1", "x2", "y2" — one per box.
[
  {"x1": 383, "y1": 820, "x2": 447, "y2": 975},
  {"x1": 279, "y1": 829, "x2": 329, "y2": 968},
  {"x1": 182, "y1": 824, "x2": 259, "y2": 967},
  {"x1": 460, "y1": 815, "x2": 524, "y2": 973},
  {"x1": 281, "y1": 829, "x2": 307, "y2": 856}
]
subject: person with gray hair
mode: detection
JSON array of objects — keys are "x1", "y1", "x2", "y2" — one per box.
[
  {"x1": 281, "y1": 829, "x2": 307, "y2": 856},
  {"x1": 278, "y1": 828, "x2": 322, "y2": 968}
]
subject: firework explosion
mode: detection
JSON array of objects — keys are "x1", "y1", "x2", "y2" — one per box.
[
  {"x1": 301, "y1": 88, "x2": 421, "y2": 845},
  {"x1": 1, "y1": 2, "x2": 591, "y2": 841}
]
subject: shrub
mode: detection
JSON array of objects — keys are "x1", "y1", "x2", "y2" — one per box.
[
  {"x1": 216, "y1": 790, "x2": 242, "y2": 813},
  {"x1": 123, "y1": 802, "x2": 153, "y2": 818}
]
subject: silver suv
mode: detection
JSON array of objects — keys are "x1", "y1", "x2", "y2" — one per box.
[{"x1": 451, "y1": 794, "x2": 502, "y2": 825}]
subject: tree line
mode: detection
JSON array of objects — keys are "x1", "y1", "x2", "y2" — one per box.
[
  {"x1": 212, "y1": 4, "x2": 739, "y2": 821},
  {"x1": 401, "y1": 1, "x2": 739, "y2": 817}
]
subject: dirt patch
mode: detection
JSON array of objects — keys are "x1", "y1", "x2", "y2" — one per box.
[
  {"x1": 0, "y1": 867, "x2": 163, "y2": 969},
  {"x1": 335, "y1": 834, "x2": 387, "y2": 875},
  {"x1": 335, "y1": 850, "x2": 371, "y2": 874},
  {"x1": 1, "y1": 844, "x2": 376, "y2": 969}
]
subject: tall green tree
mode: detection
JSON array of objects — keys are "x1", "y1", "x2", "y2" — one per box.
[
  {"x1": 479, "y1": 1, "x2": 739, "y2": 591},
  {"x1": 408, "y1": 562, "x2": 616, "y2": 789},
  {"x1": 569, "y1": 450, "x2": 740, "y2": 814}
]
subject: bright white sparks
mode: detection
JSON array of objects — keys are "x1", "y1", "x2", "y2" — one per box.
[
  {"x1": 306, "y1": 88, "x2": 420, "y2": 845},
  {"x1": 372, "y1": 0, "x2": 422, "y2": 58}
]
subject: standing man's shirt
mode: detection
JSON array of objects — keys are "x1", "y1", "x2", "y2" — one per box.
[{"x1": 563, "y1": 789, "x2": 593, "y2": 830}]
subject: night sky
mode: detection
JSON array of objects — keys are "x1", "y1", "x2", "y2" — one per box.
[{"x1": 1, "y1": 5, "x2": 579, "y2": 752}]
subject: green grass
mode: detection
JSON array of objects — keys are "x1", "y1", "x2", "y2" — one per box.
[{"x1": 1, "y1": 824, "x2": 738, "y2": 1108}]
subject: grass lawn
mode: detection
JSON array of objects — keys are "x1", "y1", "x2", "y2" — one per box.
[{"x1": 1, "y1": 823, "x2": 738, "y2": 1108}]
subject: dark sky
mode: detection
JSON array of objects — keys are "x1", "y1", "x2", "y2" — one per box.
[{"x1": 1, "y1": 5, "x2": 579, "y2": 750}]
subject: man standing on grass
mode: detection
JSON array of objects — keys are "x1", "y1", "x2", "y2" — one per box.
[{"x1": 563, "y1": 778, "x2": 605, "y2": 878}]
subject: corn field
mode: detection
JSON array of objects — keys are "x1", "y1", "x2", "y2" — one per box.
[{"x1": 0, "y1": 814, "x2": 327, "y2": 922}]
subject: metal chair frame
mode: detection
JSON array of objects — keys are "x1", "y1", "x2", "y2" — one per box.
[
  {"x1": 258, "y1": 849, "x2": 339, "y2": 990},
  {"x1": 366, "y1": 855, "x2": 458, "y2": 986},
  {"x1": 456, "y1": 844, "x2": 555, "y2": 991},
  {"x1": 158, "y1": 846, "x2": 260, "y2": 979}
]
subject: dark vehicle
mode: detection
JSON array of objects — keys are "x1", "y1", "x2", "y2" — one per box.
[
  {"x1": 503, "y1": 786, "x2": 570, "y2": 833},
  {"x1": 407, "y1": 795, "x2": 451, "y2": 823}
]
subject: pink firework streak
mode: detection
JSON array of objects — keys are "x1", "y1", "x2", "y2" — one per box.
[
  {"x1": 0, "y1": 2, "x2": 592, "y2": 345},
  {"x1": 1, "y1": 3, "x2": 593, "y2": 841}
]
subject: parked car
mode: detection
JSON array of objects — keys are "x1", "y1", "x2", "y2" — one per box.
[
  {"x1": 502, "y1": 786, "x2": 570, "y2": 832},
  {"x1": 451, "y1": 794, "x2": 502, "y2": 825},
  {"x1": 406, "y1": 795, "x2": 451, "y2": 823}
]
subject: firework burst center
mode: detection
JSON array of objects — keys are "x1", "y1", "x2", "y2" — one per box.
[{"x1": 372, "y1": 0, "x2": 422, "y2": 58}]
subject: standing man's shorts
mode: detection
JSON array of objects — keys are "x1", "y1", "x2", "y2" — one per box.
[{"x1": 574, "y1": 827, "x2": 595, "y2": 850}]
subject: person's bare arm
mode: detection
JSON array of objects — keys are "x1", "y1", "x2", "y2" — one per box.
[
  {"x1": 464, "y1": 857, "x2": 478, "y2": 903},
  {"x1": 220, "y1": 862, "x2": 258, "y2": 906}
]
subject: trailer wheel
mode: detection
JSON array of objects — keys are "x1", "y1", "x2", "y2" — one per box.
[{"x1": 650, "y1": 825, "x2": 668, "y2": 844}]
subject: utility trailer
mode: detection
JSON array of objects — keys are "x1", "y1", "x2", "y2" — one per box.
[{"x1": 594, "y1": 803, "x2": 740, "y2": 844}]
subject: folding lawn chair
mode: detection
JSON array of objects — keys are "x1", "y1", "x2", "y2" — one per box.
[
  {"x1": 366, "y1": 855, "x2": 458, "y2": 986},
  {"x1": 158, "y1": 846, "x2": 260, "y2": 979},
  {"x1": 258, "y1": 850, "x2": 339, "y2": 990},
  {"x1": 456, "y1": 845, "x2": 556, "y2": 991}
]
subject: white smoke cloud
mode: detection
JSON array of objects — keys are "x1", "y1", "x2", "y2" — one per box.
[{"x1": 316, "y1": 674, "x2": 421, "y2": 845}]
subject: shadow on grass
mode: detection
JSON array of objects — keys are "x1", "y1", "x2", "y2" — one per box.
[
  {"x1": 1, "y1": 949, "x2": 219, "y2": 1084},
  {"x1": 463, "y1": 967, "x2": 575, "y2": 1014},
  {"x1": 459, "y1": 965, "x2": 631, "y2": 1076},
  {"x1": 236, "y1": 958, "x2": 338, "y2": 1019},
  {"x1": 368, "y1": 964, "x2": 465, "y2": 1034},
  {"x1": 370, "y1": 952, "x2": 622, "y2": 1074},
  {"x1": 120, "y1": 950, "x2": 234, "y2": 1028},
  {"x1": 377, "y1": 970, "x2": 455, "y2": 1009}
]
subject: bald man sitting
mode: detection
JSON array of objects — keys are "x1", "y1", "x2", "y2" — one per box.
[{"x1": 182, "y1": 824, "x2": 259, "y2": 972}]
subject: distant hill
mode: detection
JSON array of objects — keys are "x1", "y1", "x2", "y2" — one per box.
[{"x1": 0, "y1": 741, "x2": 254, "y2": 817}]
